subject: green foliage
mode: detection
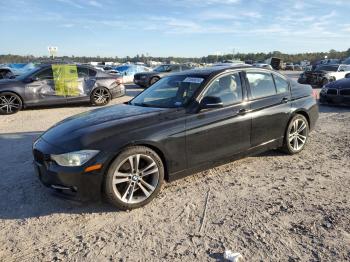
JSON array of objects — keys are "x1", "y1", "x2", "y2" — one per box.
[{"x1": 1, "y1": 49, "x2": 349, "y2": 64}]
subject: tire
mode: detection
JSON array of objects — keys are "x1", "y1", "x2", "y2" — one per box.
[
  {"x1": 282, "y1": 114, "x2": 309, "y2": 154},
  {"x1": 0, "y1": 92, "x2": 22, "y2": 115},
  {"x1": 104, "y1": 146, "x2": 164, "y2": 210},
  {"x1": 91, "y1": 87, "x2": 111, "y2": 106},
  {"x1": 149, "y1": 77, "x2": 160, "y2": 87}
]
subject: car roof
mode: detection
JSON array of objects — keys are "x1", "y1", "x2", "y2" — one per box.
[{"x1": 170, "y1": 65, "x2": 257, "y2": 77}]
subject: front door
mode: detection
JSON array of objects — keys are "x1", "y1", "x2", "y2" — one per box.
[
  {"x1": 25, "y1": 67, "x2": 67, "y2": 105},
  {"x1": 186, "y1": 72, "x2": 251, "y2": 168}
]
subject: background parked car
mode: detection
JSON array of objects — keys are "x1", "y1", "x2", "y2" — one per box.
[
  {"x1": 253, "y1": 63, "x2": 273, "y2": 70},
  {"x1": 133, "y1": 64, "x2": 194, "y2": 88},
  {"x1": 0, "y1": 63, "x2": 125, "y2": 114},
  {"x1": 115, "y1": 64, "x2": 151, "y2": 83},
  {"x1": 320, "y1": 77, "x2": 350, "y2": 106},
  {"x1": 0, "y1": 63, "x2": 37, "y2": 79},
  {"x1": 285, "y1": 63, "x2": 295, "y2": 71},
  {"x1": 293, "y1": 64, "x2": 303, "y2": 71},
  {"x1": 298, "y1": 64, "x2": 350, "y2": 88}
]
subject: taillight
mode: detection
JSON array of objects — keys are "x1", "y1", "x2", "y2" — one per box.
[
  {"x1": 312, "y1": 89, "x2": 318, "y2": 99},
  {"x1": 116, "y1": 78, "x2": 123, "y2": 85}
]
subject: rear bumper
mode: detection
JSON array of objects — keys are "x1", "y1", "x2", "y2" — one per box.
[
  {"x1": 110, "y1": 84, "x2": 126, "y2": 98},
  {"x1": 32, "y1": 138, "x2": 110, "y2": 202}
]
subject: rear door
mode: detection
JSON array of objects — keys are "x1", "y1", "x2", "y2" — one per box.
[
  {"x1": 244, "y1": 70, "x2": 291, "y2": 147},
  {"x1": 25, "y1": 67, "x2": 67, "y2": 105},
  {"x1": 66, "y1": 66, "x2": 95, "y2": 102}
]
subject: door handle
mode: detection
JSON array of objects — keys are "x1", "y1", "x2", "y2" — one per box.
[
  {"x1": 238, "y1": 108, "x2": 247, "y2": 115},
  {"x1": 281, "y1": 97, "x2": 289, "y2": 103}
]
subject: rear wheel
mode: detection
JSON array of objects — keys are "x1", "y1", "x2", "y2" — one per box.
[
  {"x1": 282, "y1": 114, "x2": 309, "y2": 154},
  {"x1": 91, "y1": 87, "x2": 111, "y2": 106},
  {"x1": 0, "y1": 92, "x2": 22, "y2": 115},
  {"x1": 104, "y1": 146, "x2": 164, "y2": 210}
]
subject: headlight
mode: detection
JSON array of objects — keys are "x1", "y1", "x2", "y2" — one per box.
[
  {"x1": 51, "y1": 150, "x2": 99, "y2": 167},
  {"x1": 320, "y1": 87, "x2": 328, "y2": 94},
  {"x1": 140, "y1": 75, "x2": 147, "y2": 79}
]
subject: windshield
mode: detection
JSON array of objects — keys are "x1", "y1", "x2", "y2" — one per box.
[
  {"x1": 130, "y1": 75, "x2": 204, "y2": 108},
  {"x1": 153, "y1": 65, "x2": 171, "y2": 72},
  {"x1": 315, "y1": 65, "x2": 338, "y2": 72}
]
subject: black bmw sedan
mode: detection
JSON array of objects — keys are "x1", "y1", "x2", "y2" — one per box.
[
  {"x1": 0, "y1": 63, "x2": 125, "y2": 115},
  {"x1": 33, "y1": 66, "x2": 318, "y2": 210},
  {"x1": 320, "y1": 78, "x2": 350, "y2": 106},
  {"x1": 133, "y1": 64, "x2": 193, "y2": 88}
]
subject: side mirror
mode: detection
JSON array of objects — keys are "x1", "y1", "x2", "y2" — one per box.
[
  {"x1": 166, "y1": 68, "x2": 172, "y2": 72},
  {"x1": 200, "y1": 96, "x2": 223, "y2": 109},
  {"x1": 339, "y1": 69, "x2": 345, "y2": 72}
]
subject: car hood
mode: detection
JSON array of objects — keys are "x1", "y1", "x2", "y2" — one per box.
[
  {"x1": 41, "y1": 104, "x2": 173, "y2": 150},
  {"x1": 325, "y1": 78, "x2": 350, "y2": 89}
]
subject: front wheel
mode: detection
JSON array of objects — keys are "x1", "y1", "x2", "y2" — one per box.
[
  {"x1": 91, "y1": 87, "x2": 111, "y2": 106},
  {"x1": 282, "y1": 114, "x2": 309, "y2": 154},
  {"x1": 0, "y1": 92, "x2": 22, "y2": 115},
  {"x1": 104, "y1": 146, "x2": 164, "y2": 210}
]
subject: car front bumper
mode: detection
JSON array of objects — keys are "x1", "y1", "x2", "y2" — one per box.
[
  {"x1": 319, "y1": 93, "x2": 350, "y2": 106},
  {"x1": 33, "y1": 138, "x2": 111, "y2": 202},
  {"x1": 133, "y1": 78, "x2": 148, "y2": 87}
]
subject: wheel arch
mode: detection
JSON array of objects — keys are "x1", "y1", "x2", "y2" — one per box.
[
  {"x1": 104, "y1": 142, "x2": 169, "y2": 183},
  {"x1": 290, "y1": 109, "x2": 310, "y2": 127},
  {"x1": 0, "y1": 90, "x2": 25, "y2": 107}
]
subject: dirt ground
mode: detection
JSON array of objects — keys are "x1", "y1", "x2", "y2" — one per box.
[{"x1": 0, "y1": 74, "x2": 349, "y2": 261}]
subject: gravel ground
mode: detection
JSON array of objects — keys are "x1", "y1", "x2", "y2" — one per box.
[{"x1": 0, "y1": 73, "x2": 349, "y2": 261}]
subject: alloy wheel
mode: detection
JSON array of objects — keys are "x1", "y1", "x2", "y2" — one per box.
[
  {"x1": 0, "y1": 94, "x2": 21, "y2": 114},
  {"x1": 112, "y1": 154, "x2": 160, "y2": 204},
  {"x1": 288, "y1": 118, "x2": 307, "y2": 151},
  {"x1": 93, "y1": 88, "x2": 110, "y2": 105}
]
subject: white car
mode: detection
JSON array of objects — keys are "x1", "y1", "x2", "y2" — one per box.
[{"x1": 324, "y1": 64, "x2": 350, "y2": 80}]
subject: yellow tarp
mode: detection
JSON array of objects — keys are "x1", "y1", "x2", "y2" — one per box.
[{"x1": 52, "y1": 64, "x2": 79, "y2": 96}]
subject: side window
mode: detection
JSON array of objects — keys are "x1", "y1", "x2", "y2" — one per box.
[
  {"x1": 77, "y1": 67, "x2": 89, "y2": 78},
  {"x1": 89, "y1": 69, "x2": 97, "y2": 77},
  {"x1": 273, "y1": 74, "x2": 289, "y2": 94},
  {"x1": 35, "y1": 68, "x2": 53, "y2": 80},
  {"x1": 204, "y1": 73, "x2": 243, "y2": 106},
  {"x1": 246, "y1": 72, "x2": 276, "y2": 99}
]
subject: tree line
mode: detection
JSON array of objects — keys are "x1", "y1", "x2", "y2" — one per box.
[{"x1": 1, "y1": 49, "x2": 350, "y2": 65}]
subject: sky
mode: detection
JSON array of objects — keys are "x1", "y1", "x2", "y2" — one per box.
[{"x1": 1, "y1": 0, "x2": 350, "y2": 57}]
